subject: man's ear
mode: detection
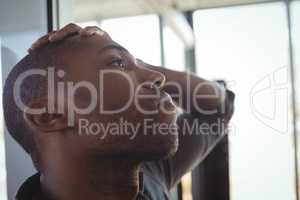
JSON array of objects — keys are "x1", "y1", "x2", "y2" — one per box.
[{"x1": 23, "y1": 98, "x2": 68, "y2": 133}]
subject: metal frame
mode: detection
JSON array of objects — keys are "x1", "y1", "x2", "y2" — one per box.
[
  {"x1": 285, "y1": 1, "x2": 299, "y2": 200},
  {"x1": 47, "y1": 0, "x2": 59, "y2": 31},
  {"x1": 183, "y1": 11, "x2": 196, "y2": 73},
  {"x1": 47, "y1": 0, "x2": 54, "y2": 32},
  {"x1": 159, "y1": 15, "x2": 166, "y2": 67}
]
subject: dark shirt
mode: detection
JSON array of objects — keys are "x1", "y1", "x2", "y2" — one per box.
[{"x1": 16, "y1": 161, "x2": 171, "y2": 200}]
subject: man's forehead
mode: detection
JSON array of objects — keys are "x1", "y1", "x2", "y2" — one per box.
[{"x1": 58, "y1": 34, "x2": 128, "y2": 61}]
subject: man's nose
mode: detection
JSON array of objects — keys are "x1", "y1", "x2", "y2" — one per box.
[{"x1": 141, "y1": 68, "x2": 166, "y2": 90}]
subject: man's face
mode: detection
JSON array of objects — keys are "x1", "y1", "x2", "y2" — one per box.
[{"x1": 57, "y1": 33, "x2": 178, "y2": 160}]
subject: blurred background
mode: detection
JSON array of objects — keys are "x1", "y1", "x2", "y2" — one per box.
[{"x1": 0, "y1": 0, "x2": 300, "y2": 200}]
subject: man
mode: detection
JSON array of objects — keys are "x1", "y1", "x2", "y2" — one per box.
[{"x1": 3, "y1": 24, "x2": 234, "y2": 200}]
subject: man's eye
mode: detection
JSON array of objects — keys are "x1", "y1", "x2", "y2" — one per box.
[{"x1": 110, "y1": 59, "x2": 126, "y2": 69}]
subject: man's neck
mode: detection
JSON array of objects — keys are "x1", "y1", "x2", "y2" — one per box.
[{"x1": 39, "y1": 153, "x2": 141, "y2": 200}]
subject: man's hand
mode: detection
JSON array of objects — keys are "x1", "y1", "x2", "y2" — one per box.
[{"x1": 28, "y1": 23, "x2": 105, "y2": 52}]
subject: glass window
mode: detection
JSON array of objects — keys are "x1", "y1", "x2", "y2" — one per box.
[
  {"x1": 181, "y1": 172, "x2": 193, "y2": 200},
  {"x1": 194, "y1": 3, "x2": 296, "y2": 200},
  {"x1": 77, "y1": 21, "x2": 100, "y2": 27},
  {"x1": 0, "y1": 37, "x2": 5, "y2": 200},
  {"x1": 100, "y1": 15, "x2": 162, "y2": 66},
  {"x1": 291, "y1": 1, "x2": 300, "y2": 198},
  {"x1": 163, "y1": 26, "x2": 185, "y2": 71}
]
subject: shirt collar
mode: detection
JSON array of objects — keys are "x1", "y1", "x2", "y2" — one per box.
[
  {"x1": 16, "y1": 172, "x2": 148, "y2": 200},
  {"x1": 16, "y1": 173, "x2": 40, "y2": 200}
]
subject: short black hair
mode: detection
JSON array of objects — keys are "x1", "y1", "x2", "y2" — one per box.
[{"x1": 3, "y1": 42, "x2": 68, "y2": 153}]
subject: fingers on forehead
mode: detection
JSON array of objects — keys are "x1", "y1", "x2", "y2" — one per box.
[
  {"x1": 63, "y1": 23, "x2": 82, "y2": 31},
  {"x1": 85, "y1": 26, "x2": 107, "y2": 36}
]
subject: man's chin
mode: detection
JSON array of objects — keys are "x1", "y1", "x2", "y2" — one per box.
[
  {"x1": 154, "y1": 112, "x2": 178, "y2": 158},
  {"x1": 156, "y1": 108, "x2": 177, "y2": 124},
  {"x1": 141, "y1": 130, "x2": 179, "y2": 161},
  {"x1": 159, "y1": 134, "x2": 179, "y2": 159}
]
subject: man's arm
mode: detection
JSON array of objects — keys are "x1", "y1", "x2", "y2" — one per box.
[
  {"x1": 141, "y1": 61, "x2": 235, "y2": 189},
  {"x1": 167, "y1": 93, "x2": 234, "y2": 188}
]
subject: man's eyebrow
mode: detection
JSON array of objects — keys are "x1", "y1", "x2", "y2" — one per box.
[{"x1": 98, "y1": 44, "x2": 129, "y2": 54}]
